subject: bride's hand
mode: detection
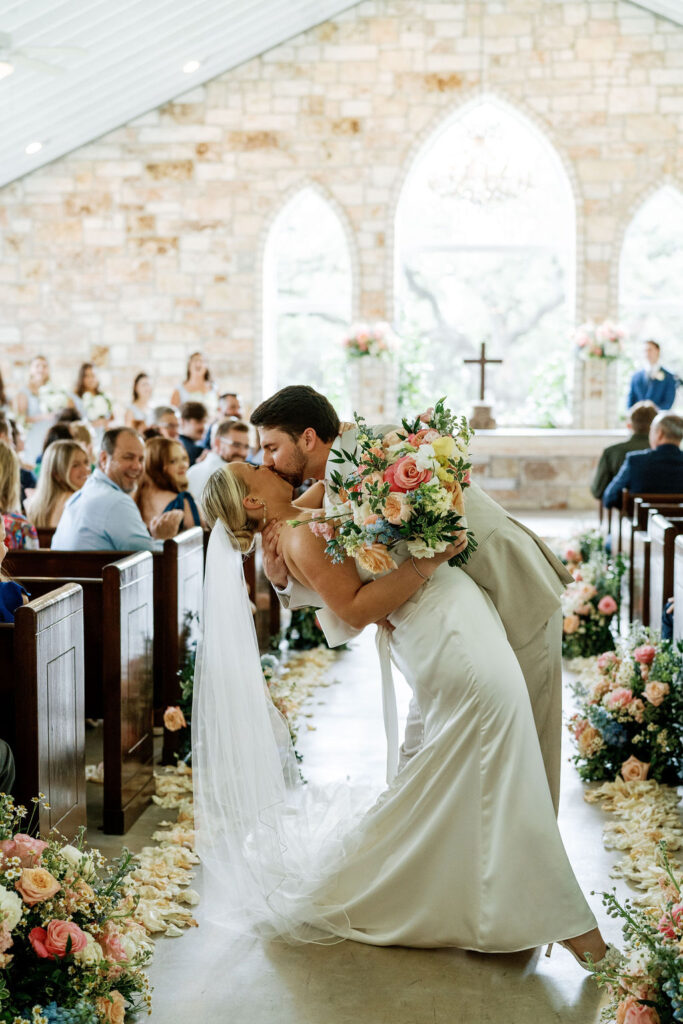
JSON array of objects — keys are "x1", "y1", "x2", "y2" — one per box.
[
  {"x1": 413, "y1": 531, "x2": 468, "y2": 576},
  {"x1": 262, "y1": 521, "x2": 288, "y2": 589}
]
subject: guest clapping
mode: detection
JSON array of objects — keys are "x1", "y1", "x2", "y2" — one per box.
[
  {"x1": 25, "y1": 440, "x2": 91, "y2": 529},
  {"x1": 170, "y1": 351, "x2": 218, "y2": 418},
  {"x1": 0, "y1": 441, "x2": 39, "y2": 550},
  {"x1": 73, "y1": 363, "x2": 114, "y2": 436},
  {"x1": 125, "y1": 373, "x2": 154, "y2": 432},
  {"x1": 135, "y1": 437, "x2": 201, "y2": 533},
  {"x1": 179, "y1": 402, "x2": 208, "y2": 466}
]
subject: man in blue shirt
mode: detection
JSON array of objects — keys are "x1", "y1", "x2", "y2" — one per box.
[
  {"x1": 602, "y1": 412, "x2": 683, "y2": 508},
  {"x1": 627, "y1": 340, "x2": 678, "y2": 410},
  {"x1": 52, "y1": 427, "x2": 182, "y2": 551}
]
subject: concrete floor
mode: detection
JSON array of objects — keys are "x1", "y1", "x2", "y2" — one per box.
[{"x1": 95, "y1": 510, "x2": 627, "y2": 1023}]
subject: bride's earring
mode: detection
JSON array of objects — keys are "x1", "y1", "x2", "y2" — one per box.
[{"x1": 261, "y1": 502, "x2": 268, "y2": 524}]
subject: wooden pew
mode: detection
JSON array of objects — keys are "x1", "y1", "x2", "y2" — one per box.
[
  {"x1": 0, "y1": 584, "x2": 86, "y2": 838},
  {"x1": 648, "y1": 514, "x2": 683, "y2": 633},
  {"x1": 36, "y1": 526, "x2": 55, "y2": 548},
  {"x1": 631, "y1": 527, "x2": 651, "y2": 627},
  {"x1": 674, "y1": 535, "x2": 683, "y2": 643},
  {"x1": 617, "y1": 491, "x2": 683, "y2": 558},
  {"x1": 628, "y1": 500, "x2": 683, "y2": 620},
  {"x1": 6, "y1": 551, "x2": 155, "y2": 834}
]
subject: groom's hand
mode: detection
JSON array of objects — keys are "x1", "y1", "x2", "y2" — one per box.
[{"x1": 262, "y1": 521, "x2": 288, "y2": 589}]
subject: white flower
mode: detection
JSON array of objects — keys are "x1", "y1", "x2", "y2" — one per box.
[
  {"x1": 0, "y1": 887, "x2": 23, "y2": 930},
  {"x1": 406, "y1": 538, "x2": 448, "y2": 559},
  {"x1": 60, "y1": 845, "x2": 97, "y2": 881},
  {"x1": 73, "y1": 931, "x2": 104, "y2": 965},
  {"x1": 413, "y1": 444, "x2": 438, "y2": 472}
]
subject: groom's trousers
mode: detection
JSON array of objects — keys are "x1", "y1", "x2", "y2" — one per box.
[{"x1": 398, "y1": 606, "x2": 563, "y2": 816}]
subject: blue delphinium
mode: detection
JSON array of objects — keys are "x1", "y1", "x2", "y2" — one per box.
[
  {"x1": 42, "y1": 1002, "x2": 98, "y2": 1024},
  {"x1": 588, "y1": 705, "x2": 629, "y2": 747}
]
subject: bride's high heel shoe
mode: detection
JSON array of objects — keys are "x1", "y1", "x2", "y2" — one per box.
[{"x1": 545, "y1": 940, "x2": 622, "y2": 972}]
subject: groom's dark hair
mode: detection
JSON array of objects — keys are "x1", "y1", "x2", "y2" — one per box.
[{"x1": 251, "y1": 385, "x2": 340, "y2": 442}]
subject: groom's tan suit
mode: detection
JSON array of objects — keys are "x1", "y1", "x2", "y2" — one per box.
[{"x1": 282, "y1": 427, "x2": 571, "y2": 813}]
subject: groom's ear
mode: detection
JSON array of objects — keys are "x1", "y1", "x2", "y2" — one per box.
[{"x1": 299, "y1": 427, "x2": 319, "y2": 451}]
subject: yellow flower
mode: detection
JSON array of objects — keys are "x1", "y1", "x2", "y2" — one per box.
[
  {"x1": 436, "y1": 465, "x2": 454, "y2": 483},
  {"x1": 431, "y1": 436, "x2": 456, "y2": 460}
]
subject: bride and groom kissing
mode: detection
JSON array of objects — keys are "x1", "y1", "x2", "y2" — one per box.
[{"x1": 192, "y1": 384, "x2": 616, "y2": 971}]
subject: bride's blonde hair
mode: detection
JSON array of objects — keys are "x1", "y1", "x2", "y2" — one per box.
[{"x1": 201, "y1": 466, "x2": 257, "y2": 553}]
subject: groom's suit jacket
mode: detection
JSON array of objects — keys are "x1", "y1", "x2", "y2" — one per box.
[{"x1": 285, "y1": 426, "x2": 572, "y2": 651}]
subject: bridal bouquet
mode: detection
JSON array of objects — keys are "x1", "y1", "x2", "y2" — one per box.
[
  {"x1": 292, "y1": 398, "x2": 476, "y2": 575},
  {"x1": 572, "y1": 320, "x2": 626, "y2": 361},
  {"x1": 37, "y1": 383, "x2": 72, "y2": 416},
  {"x1": 568, "y1": 632, "x2": 683, "y2": 784},
  {"x1": 80, "y1": 392, "x2": 113, "y2": 422},
  {"x1": 0, "y1": 793, "x2": 152, "y2": 1023}
]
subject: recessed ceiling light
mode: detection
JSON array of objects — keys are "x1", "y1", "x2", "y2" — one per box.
[
  {"x1": 25, "y1": 141, "x2": 42, "y2": 155},
  {"x1": 182, "y1": 60, "x2": 201, "y2": 74},
  {"x1": 0, "y1": 60, "x2": 14, "y2": 80}
]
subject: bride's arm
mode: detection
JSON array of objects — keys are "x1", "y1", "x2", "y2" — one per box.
[{"x1": 282, "y1": 526, "x2": 461, "y2": 630}]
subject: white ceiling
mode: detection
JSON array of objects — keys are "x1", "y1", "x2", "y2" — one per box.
[
  {"x1": 0, "y1": 0, "x2": 681, "y2": 192},
  {"x1": 0, "y1": 0, "x2": 357, "y2": 191}
]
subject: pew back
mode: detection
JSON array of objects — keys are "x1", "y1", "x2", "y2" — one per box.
[
  {"x1": 618, "y1": 491, "x2": 683, "y2": 557},
  {"x1": 0, "y1": 584, "x2": 85, "y2": 838},
  {"x1": 674, "y1": 536, "x2": 683, "y2": 644},
  {"x1": 628, "y1": 500, "x2": 683, "y2": 621},
  {"x1": 632, "y1": 530, "x2": 651, "y2": 626},
  {"x1": 648, "y1": 514, "x2": 683, "y2": 632}
]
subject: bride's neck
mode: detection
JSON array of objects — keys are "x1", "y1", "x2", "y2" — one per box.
[{"x1": 260, "y1": 498, "x2": 302, "y2": 527}]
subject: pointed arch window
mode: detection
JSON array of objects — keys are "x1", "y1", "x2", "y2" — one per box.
[
  {"x1": 619, "y1": 186, "x2": 683, "y2": 380},
  {"x1": 394, "y1": 99, "x2": 576, "y2": 426},
  {"x1": 262, "y1": 188, "x2": 352, "y2": 411}
]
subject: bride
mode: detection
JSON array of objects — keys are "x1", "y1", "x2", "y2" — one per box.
[{"x1": 193, "y1": 460, "x2": 614, "y2": 968}]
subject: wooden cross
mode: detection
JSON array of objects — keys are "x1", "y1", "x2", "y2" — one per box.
[{"x1": 464, "y1": 341, "x2": 503, "y2": 401}]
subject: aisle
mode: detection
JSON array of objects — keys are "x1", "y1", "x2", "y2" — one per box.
[{"x1": 144, "y1": 624, "x2": 625, "y2": 1024}]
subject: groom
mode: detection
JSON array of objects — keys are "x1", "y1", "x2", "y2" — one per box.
[{"x1": 251, "y1": 385, "x2": 571, "y2": 813}]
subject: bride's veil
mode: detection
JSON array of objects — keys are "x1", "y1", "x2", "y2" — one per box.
[{"x1": 192, "y1": 522, "x2": 368, "y2": 941}]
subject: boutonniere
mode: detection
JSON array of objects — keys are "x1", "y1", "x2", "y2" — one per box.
[{"x1": 655, "y1": 371, "x2": 666, "y2": 381}]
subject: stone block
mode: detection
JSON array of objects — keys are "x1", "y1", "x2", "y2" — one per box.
[
  {"x1": 145, "y1": 160, "x2": 194, "y2": 181},
  {"x1": 523, "y1": 460, "x2": 558, "y2": 482}
]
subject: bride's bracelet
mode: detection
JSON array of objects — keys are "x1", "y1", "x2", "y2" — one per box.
[{"x1": 410, "y1": 556, "x2": 429, "y2": 581}]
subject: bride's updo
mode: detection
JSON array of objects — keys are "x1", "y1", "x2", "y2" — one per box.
[{"x1": 201, "y1": 466, "x2": 257, "y2": 553}]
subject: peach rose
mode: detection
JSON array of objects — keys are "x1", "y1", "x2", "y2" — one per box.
[
  {"x1": 96, "y1": 990, "x2": 127, "y2": 1024},
  {"x1": 644, "y1": 680, "x2": 670, "y2": 707},
  {"x1": 0, "y1": 924, "x2": 13, "y2": 955},
  {"x1": 62, "y1": 878, "x2": 96, "y2": 915},
  {"x1": 565, "y1": 548, "x2": 581, "y2": 563},
  {"x1": 616, "y1": 995, "x2": 660, "y2": 1024},
  {"x1": 563, "y1": 614, "x2": 580, "y2": 634},
  {"x1": 382, "y1": 429, "x2": 407, "y2": 448},
  {"x1": 163, "y1": 706, "x2": 187, "y2": 732},
  {"x1": 0, "y1": 834, "x2": 48, "y2": 868},
  {"x1": 15, "y1": 867, "x2": 61, "y2": 906},
  {"x1": 589, "y1": 678, "x2": 611, "y2": 702},
  {"x1": 383, "y1": 492, "x2": 412, "y2": 525},
  {"x1": 598, "y1": 595, "x2": 618, "y2": 615},
  {"x1": 383, "y1": 456, "x2": 432, "y2": 493},
  {"x1": 356, "y1": 544, "x2": 397, "y2": 575},
  {"x1": 628, "y1": 698, "x2": 645, "y2": 724},
  {"x1": 450, "y1": 480, "x2": 465, "y2": 516},
  {"x1": 577, "y1": 724, "x2": 602, "y2": 756},
  {"x1": 576, "y1": 603, "x2": 592, "y2": 616},
  {"x1": 604, "y1": 687, "x2": 633, "y2": 710},
  {"x1": 621, "y1": 755, "x2": 650, "y2": 782},
  {"x1": 633, "y1": 644, "x2": 656, "y2": 665},
  {"x1": 29, "y1": 919, "x2": 88, "y2": 959},
  {"x1": 407, "y1": 428, "x2": 440, "y2": 446}
]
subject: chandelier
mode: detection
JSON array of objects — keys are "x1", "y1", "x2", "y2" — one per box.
[{"x1": 428, "y1": 123, "x2": 533, "y2": 206}]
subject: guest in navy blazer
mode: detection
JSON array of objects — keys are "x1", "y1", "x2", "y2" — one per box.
[
  {"x1": 603, "y1": 412, "x2": 683, "y2": 508},
  {"x1": 627, "y1": 340, "x2": 678, "y2": 411}
]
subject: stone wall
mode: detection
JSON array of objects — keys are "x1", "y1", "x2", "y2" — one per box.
[{"x1": 1, "y1": 0, "x2": 682, "y2": 413}]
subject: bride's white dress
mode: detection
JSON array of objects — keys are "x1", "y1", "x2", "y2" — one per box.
[{"x1": 193, "y1": 524, "x2": 597, "y2": 951}]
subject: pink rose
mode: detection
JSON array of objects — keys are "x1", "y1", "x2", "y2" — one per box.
[
  {"x1": 633, "y1": 645, "x2": 656, "y2": 665},
  {"x1": 163, "y1": 706, "x2": 187, "y2": 732},
  {"x1": 572, "y1": 717, "x2": 590, "y2": 738},
  {"x1": 604, "y1": 687, "x2": 633, "y2": 709},
  {"x1": 383, "y1": 456, "x2": 432, "y2": 493},
  {"x1": 565, "y1": 548, "x2": 581, "y2": 563},
  {"x1": 383, "y1": 492, "x2": 412, "y2": 525},
  {"x1": 657, "y1": 902, "x2": 683, "y2": 939},
  {"x1": 616, "y1": 996, "x2": 660, "y2": 1024},
  {"x1": 29, "y1": 920, "x2": 88, "y2": 959},
  {"x1": 598, "y1": 595, "x2": 617, "y2": 615},
  {"x1": 644, "y1": 681, "x2": 670, "y2": 707},
  {"x1": 0, "y1": 834, "x2": 48, "y2": 868},
  {"x1": 406, "y1": 428, "x2": 440, "y2": 446},
  {"x1": 563, "y1": 614, "x2": 580, "y2": 635},
  {"x1": 0, "y1": 924, "x2": 12, "y2": 955},
  {"x1": 576, "y1": 603, "x2": 592, "y2": 616},
  {"x1": 621, "y1": 755, "x2": 650, "y2": 782},
  {"x1": 99, "y1": 922, "x2": 128, "y2": 962},
  {"x1": 597, "y1": 652, "x2": 619, "y2": 673},
  {"x1": 309, "y1": 520, "x2": 335, "y2": 541}
]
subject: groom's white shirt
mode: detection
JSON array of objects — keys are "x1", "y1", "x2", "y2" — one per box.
[{"x1": 280, "y1": 424, "x2": 572, "y2": 649}]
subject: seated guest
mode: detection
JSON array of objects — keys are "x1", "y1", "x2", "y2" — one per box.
[
  {"x1": 0, "y1": 414, "x2": 36, "y2": 508},
  {"x1": 25, "y1": 439, "x2": 91, "y2": 528},
  {"x1": 201, "y1": 391, "x2": 244, "y2": 447},
  {"x1": 187, "y1": 420, "x2": 250, "y2": 502},
  {"x1": 0, "y1": 441, "x2": 39, "y2": 550},
  {"x1": 590, "y1": 400, "x2": 658, "y2": 501},
  {"x1": 603, "y1": 412, "x2": 683, "y2": 508},
  {"x1": 52, "y1": 427, "x2": 182, "y2": 551},
  {"x1": 0, "y1": 739, "x2": 16, "y2": 793},
  {"x1": 69, "y1": 421, "x2": 96, "y2": 467},
  {"x1": 0, "y1": 518, "x2": 29, "y2": 621},
  {"x1": 55, "y1": 406, "x2": 81, "y2": 424},
  {"x1": 152, "y1": 405, "x2": 181, "y2": 441},
  {"x1": 33, "y1": 422, "x2": 74, "y2": 477},
  {"x1": 627, "y1": 339, "x2": 678, "y2": 410},
  {"x1": 135, "y1": 437, "x2": 201, "y2": 533},
  {"x1": 179, "y1": 401, "x2": 208, "y2": 466}
]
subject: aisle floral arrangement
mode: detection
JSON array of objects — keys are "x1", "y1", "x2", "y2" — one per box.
[
  {"x1": 568, "y1": 632, "x2": 683, "y2": 785},
  {"x1": 573, "y1": 319, "x2": 626, "y2": 361},
  {"x1": 341, "y1": 322, "x2": 398, "y2": 360},
  {"x1": 293, "y1": 398, "x2": 476, "y2": 573},
  {"x1": 0, "y1": 794, "x2": 153, "y2": 1024},
  {"x1": 561, "y1": 548, "x2": 625, "y2": 659}
]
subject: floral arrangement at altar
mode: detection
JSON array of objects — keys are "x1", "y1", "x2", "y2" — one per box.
[
  {"x1": 568, "y1": 633, "x2": 683, "y2": 784},
  {"x1": 342, "y1": 322, "x2": 398, "y2": 360},
  {"x1": 593, "y1": 844, "x2": 683, "y2": 1024},
  {"x1": 291, "y1": 399, "x2": 476, "y2": 574},
  {"x1": 0, "y1": 793, "x2": 152, "y2": 1024},
  {"x1": 561, "y1": 548, "x2": 625, "y2": 659},
  {"x1": 573, "y1": 320, "x2": 626, "y2": 361}
]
